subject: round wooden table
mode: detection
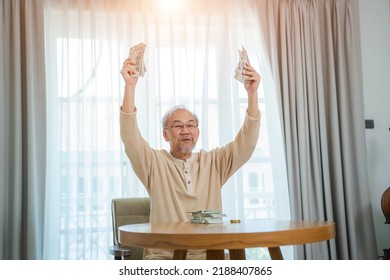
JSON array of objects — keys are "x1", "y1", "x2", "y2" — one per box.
[{"x1": 119, "y1": 219, "x2": 336, "y2": 260}]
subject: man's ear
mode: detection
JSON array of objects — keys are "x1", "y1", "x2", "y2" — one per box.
[{"x1": 163, "y1": 130, "x2": 169, "y2": 141}]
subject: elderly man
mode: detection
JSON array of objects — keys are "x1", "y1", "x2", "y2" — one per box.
[{"x1": 119, "y1": 58, "x2": 261, "y2": 259}]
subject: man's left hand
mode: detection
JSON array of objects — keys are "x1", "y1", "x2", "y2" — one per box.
[{"x1": 243, "y1": 63, "x2": 261, "y2": 95}]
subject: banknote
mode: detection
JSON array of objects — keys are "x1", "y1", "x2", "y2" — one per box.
[
  {"x1": 234, "y1": 46, "x2": 250, "y2": 83},
  {"x1": 189, "y1": 210, "x2": 227, "y2": 224},
  {"x1": 128, "y1": 42, "x2": 146, "y2": 77}
]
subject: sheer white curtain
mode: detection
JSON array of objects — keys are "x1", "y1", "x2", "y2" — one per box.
[{"x1": 44, "y1": 0, "x2": 290, "y2": 260}]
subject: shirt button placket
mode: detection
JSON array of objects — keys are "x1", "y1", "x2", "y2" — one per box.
[{"x1": 183, "y1": 160, "x2": 193, "y2": 193}]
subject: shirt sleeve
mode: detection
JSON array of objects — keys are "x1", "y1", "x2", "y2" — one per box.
[
  {"x1": 120, "y1": 108, "x2": 153, "y2": 190},
  {"x1": 213, "y1": 110, "x2": 261, "y2": 185}
]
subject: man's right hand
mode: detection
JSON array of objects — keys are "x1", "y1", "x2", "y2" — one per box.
[
  {"x1": 121, "y1": 58, "x2": 139, "y2": 87},
  {"x1": 120, "y1": 58, "x2": 138, "y2": 114}
]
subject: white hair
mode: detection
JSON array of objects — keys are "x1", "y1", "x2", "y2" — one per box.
[{"x1": 161, "y1": 105, "x2": 199, "y2": 128}]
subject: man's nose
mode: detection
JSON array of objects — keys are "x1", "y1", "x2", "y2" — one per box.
[{"x1": 180, "y1": 125, "x2": 191, "y2": 133}]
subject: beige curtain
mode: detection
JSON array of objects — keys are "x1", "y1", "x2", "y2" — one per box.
[
  {"x1": 0, "y1": 0, "x2": 47, "y2": 259},
  {"x1": 256, "y1": 0, "x2": 377, "y2": 259}
]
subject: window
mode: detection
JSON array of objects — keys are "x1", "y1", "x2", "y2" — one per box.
[{"x1": 44, "y1": 0, "x2": 290, "y2": 260}]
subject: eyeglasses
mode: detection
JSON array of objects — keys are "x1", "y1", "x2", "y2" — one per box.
[{"x1": 164, "y1": 122, "x2": 198, "y2": 132}]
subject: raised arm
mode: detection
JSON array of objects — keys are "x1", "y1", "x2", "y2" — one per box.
[
  {"x1": 243, "y1": 63, "x2": 261, "y2": 118},
  {"x1": 119, "y1": 58, "x2": 152, "y2": 188},
  {"x1": 120, "y1": 58, "x2": 139, "y2": 113}
]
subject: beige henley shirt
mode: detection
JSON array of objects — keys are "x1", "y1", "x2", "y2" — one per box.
[{"x1": 120, "y1": 108, "x2": 260, "y2": 259}]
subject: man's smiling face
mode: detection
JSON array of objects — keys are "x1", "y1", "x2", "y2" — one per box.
[{"x1": 163, "y1": 109, "x2": 200, "y2": 160}]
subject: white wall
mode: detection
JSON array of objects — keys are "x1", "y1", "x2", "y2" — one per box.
[{"x1": 359, "y1": 0, "x2": 390, "y2": 258}]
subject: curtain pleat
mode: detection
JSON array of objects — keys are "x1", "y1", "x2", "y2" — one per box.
[{"x1": 0, "y1": 0, "x2": 47, "y2": 260}]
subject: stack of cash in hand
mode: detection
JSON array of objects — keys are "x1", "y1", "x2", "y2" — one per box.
[
  {"x1": 190, "y1": 210, "x2": 227, "y2": 224},
  {"x1": 234, "y1": 45, "x2": 250, "y2": 83},
  {"x1": 128, "y1": 42, "x2": 147, "y2": 77}
]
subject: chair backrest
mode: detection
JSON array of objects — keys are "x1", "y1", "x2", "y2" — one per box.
[
  {"x1": 111, "y1": 197, "x2": 150, "y2": 259},
  {"x1": 381, "y1": 186, "x2": 390, "y2": 224}
]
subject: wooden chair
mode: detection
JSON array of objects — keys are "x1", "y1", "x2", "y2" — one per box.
[
  {"x1": 381, "y1": 186, "x2": 390, "y2": 224},
  {"x1": 381, "y1": 187, "x2": 390, "y2": 260},
  {"x1": 109, "y1": 197, "x2": 150, "y2": 260}
]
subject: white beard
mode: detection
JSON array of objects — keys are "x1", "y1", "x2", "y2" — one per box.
[{"x1": 180, "y1": 146, "x2": 194, "y2": 155}]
